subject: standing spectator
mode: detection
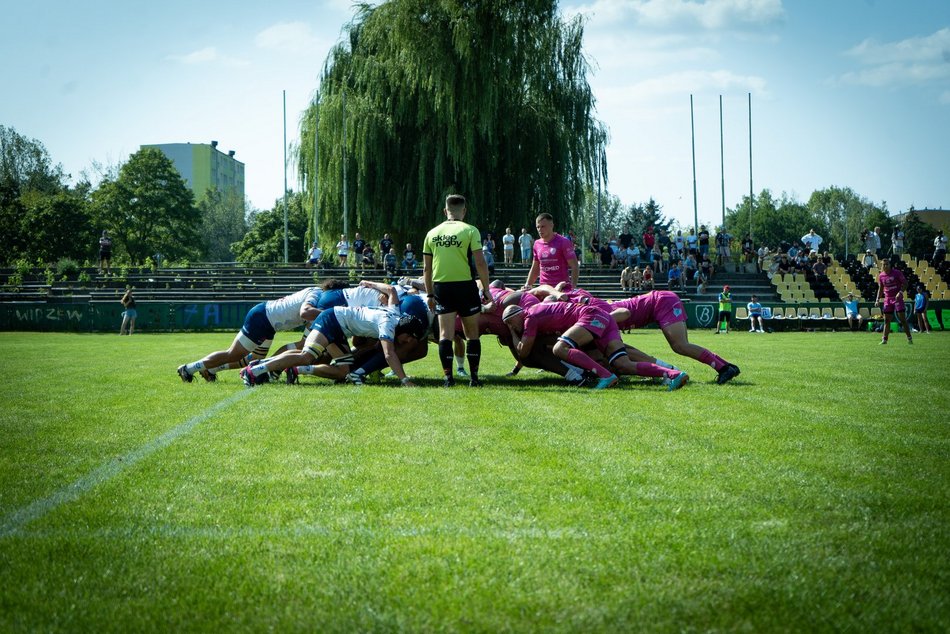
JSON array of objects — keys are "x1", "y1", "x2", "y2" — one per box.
[
  {"x1": 643, "y1": 226, "x2": 656, "y2": 254},
  {"x1": 518, "y1": 228, "x2": 534, "y2": 265},
  {"x1": 608, "y1": 235, "x2": 621, "y2": 268},
  {"x1": 660, "y1": 246, "x2": 670, "y2": 273},
  {"x1": 352, "y1": 233, "x2": 366, "y2": 259},
  {"x1": 864, "y1": 226, "x2": 882, "y2": 257},
  {"x1": 525, "y1": 213, "x2": 579, "y2": 290},
  {"x1": 482, "y1": 243, "x2": 496, "y2": 275},
  {"x1": 747, "y1": 295, "x2": 764, "y2": 333},
  {"x1": 98, "y1": 230, "x2": 113, "y2": 275},
  {"x1": 891, "y1": 227, "x2": 905, "y2": 256},
  {"x1": 657, "y1": 228, "x2": 671, "y2": 252},
  {"x1": 914, "y1": 284, "x2": 931, "y2": 333},
  {"x1": 422, "y1": 193, "x2": 493, "y2": 387},
  {"x1": 716, "y1": 285, "x2": 732, "y2": 334},
  {"x1": 757, "y1": 244, "x2": 770, "y2": 274},
  {"x1": 568, "y1": 229, "x2": 582, "y2": 263},
  {"x1": 686, "y1": 228, "x2": 698, "y2": 255},
  {"x1": 618, "y1": 225, "x2": 633, "y2": 252},
  {"x1": 628, "y1": 243, "x2": 640, "y2": 268},
  {"x1": 307, "y1": 242, "x2": 323, "y2": 268},
  {"x1": 379, "y1": 233, "x2": 394, "y2": 258},
  {"x1": 934, "y1": 230, "x2": 948, "y2": 264},
  {"x1": 698, "y1": 225, "x2": 710, "y2": 257},
  {"x1": 336, "y1": 234, "x2": 350, "y2": 266},
  {"x1": 483, "y1": 232, "x2": 496, "y2": 257},
  {"x1": 843, "y1": 292, "x2": 863, "y2": 331},
  {"x1": 502, "y1": 227, "x2": 515, "y2": 264},
  {"x1": 589, "y1": 233, "x2": 601, "y2": 266},
  {"x1": 875, "y1": 258, "x2": 912, "y2": 345},
  {"x1": 119, "y1": 288, "x2": 136, "y2": 335},
  {"x1": 715, "y1": 228, "x2": 732, "y2": 267},
  {"x1": 402, "y1": 243, "x2": 417, "y2": 270},
  {"x1": 384, "y1": 248, "x2": 398, "y2": 279},
  {"x1": 674, "y1": 230, "x2": 686, "y2": 254},
  {"x1": 801, "y1": 229, "x2": 823, "y2": 253}
]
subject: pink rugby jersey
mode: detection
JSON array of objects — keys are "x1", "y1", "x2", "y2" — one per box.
[{"x1": 533, "y1": 233, "x2": 575, "y2": 287}]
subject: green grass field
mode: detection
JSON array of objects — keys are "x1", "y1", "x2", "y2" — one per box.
[{"x1": 1, "y1": 330, "x2": 948, "y2": 632}]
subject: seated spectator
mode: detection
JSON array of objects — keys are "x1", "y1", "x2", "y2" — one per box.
[
  {"x1": 361, "y1": 246, "x2": 376, "y2": 270},
  {"x1": 629, "y1": 244, "x2": 641, "y2": 267},
  {"x1": 694, "y1": 266, "x2": 707, "y2": 293},
  {"x1": 620, "y1": 266, "x2": 633, "y2": 294},
  {"x1": 844, "y1": 292, "x2": 863, "y2": 331},
  {"x1": 642, "y1": 265, "x2": 654, "y2": 290},
  {"x1": 402, "y1": 243, "x2": 417, "y2": 269},
  {"x1": 632, "y1": 266, "x2": 643, "y2": 291},
  {"x1": 777, "y1": 255, "x2": 791, "y2": 275},
  {"x1": 667, "y1": 264, "x2": 683, "y2": 291},
  {"x1": 599, "y1": 245, "x2": 613, "y2": 267},
  {"x1": 700, "y1": 254, "x2": 713, "y2": 283},
  {"x1": 384, "y1": 248, "x2": 398, "y2": 278},
  {"x1": 812, "y1": 257, "x2": 826, "y2": 278},
  {"x1": 862, "y1": 250, "x2": 876, "y2": 268},
  {"x1": 747, "y1": 295, "x2": 765, "y2": 333},
  {"x1": 757, "y1": 244, "x2": 771, "y2": 273},
  {"x1": 307, "y1": 242, "x2": 323, "y2": 268}
]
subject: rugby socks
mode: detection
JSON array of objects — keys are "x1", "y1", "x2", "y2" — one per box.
[
  {"x1": 465, "y1": 339, "x2": 481, "y2": 379},
  {"x1": 455, "y1": 355, "x2": 466, "y2": 372},
  {"x1": 438, "y1": 339, "x2": 454, "y2": 376},
  {"x1": 698, "y1": 349, "x2": 727, "y2": 372},
  {"x1": 563, "y1": 348, "x2": 612, "y2": 379},
  {"x1": 186, "y1": 361, "x2": 205, "y2": 374},
  {"x1": 249, "y1": 362, "x2": 271, "y2": 378},
  {"x1": 634, "y1": 362, "x2": 678, "y2": 380}
]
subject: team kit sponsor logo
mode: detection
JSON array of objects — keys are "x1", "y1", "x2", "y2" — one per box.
[{"x1": 431, "y1": 235, "x2": 463, "y2": 248}]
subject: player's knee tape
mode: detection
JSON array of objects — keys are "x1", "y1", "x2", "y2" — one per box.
[
  {"x1": 557, "y1": 335, "x2": 578, "y2": 349},
  {"x1": 608, "y1": 349, "x2": 628, "y2": 366},
  {"x1": 305, "y1": 341, "x2": 326, "y2": 359},
  {"x1": 331, "y1": 354, "x2": 355, "y2": 366}
]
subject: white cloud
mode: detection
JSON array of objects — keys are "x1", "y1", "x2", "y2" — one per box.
[
  {"x1": 255, "y1": 22, "x2": 327, "y2": 55},
  {"x1": 565, "y1": 0, "x2": 785, "y2": 31},
  {"x1": 837, "y1": 27, "x2": 950, "y2": 90},
  {"x1": 604, "y1": 69, "x2": 767, "y2": 104},
  {"x1": 166, "y1": 46, "x2": 249, "y2": 67}
]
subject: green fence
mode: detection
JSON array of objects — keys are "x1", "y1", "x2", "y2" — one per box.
[{"x1": 0, "y1": 299, "x2": 945, "y2": 333}]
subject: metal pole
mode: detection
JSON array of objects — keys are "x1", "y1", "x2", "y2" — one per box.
[
  {"x1": 719, "y1": 95, "x2": 725, "y2": 229},
  {"x1": 342, "y1": 88, "x2": 349, "y2": 246},
  {"x1": 748, "y1": 92, "x2": 754, "y2": 242},
  {"x1": 596, "y1": 148, "x2": 602, "y2": 242},
  {"x1": 313, "y1": 97, "x2": 320, "y2": 247},
  {"x1": 283, "y1": 90, "x2": 289, "y2": 263},
  {"x1": 690, "y1": 94, "x2": 698, "y2": 235}
]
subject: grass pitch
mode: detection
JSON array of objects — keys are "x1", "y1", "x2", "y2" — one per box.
[{"x1": 0, "y1": 329, "x2": 948, "y2": 632}]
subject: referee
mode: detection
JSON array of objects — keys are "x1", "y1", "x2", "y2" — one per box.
[{"x1": 423, "y1": 194, "x2": 493, "y2": 387}]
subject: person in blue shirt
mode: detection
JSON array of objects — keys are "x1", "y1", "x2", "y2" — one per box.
[
  {"x1": 914, "y1": 284, "x2": 931, "y2": 334},
  {"x1": 667, "y1": 265, "x2": 682, "y2": 291},
  {"x1": 747, "y1": 295, "x2": 764, "y2": 333},
  {"x1": 843, "y1": 292, "x2": 863, "y2": 331}
]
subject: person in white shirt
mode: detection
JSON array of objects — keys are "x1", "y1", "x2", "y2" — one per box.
[
  {"x1": 336, "y1": 235, "x2": 350, "y2": 266},
  {"x1": 307, "y1": 242, "x2": 324, "y2": 268},
  {"x1": 801, "y1": 229, "x2": 823, "y2": 253},
  {"x1": 502, "y1": 227, "x2": 516, "y2": 264},
  {"x1": 242, "y1": 281, "x2": 421, "y2": 387}
]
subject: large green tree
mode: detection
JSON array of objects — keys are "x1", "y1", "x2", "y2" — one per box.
[
  {"x1": 231, "y1": 192, "x2": 309, "y2": 263},
  {"x1": 91, "y1": 148, "x2": 200, "y2": 264},
  {"x1": 806, "y1": 186, "x2": 891, "y2": 257},
  {"x1": 298, "y1": 0, "x2": 607, "y2": 251},
  {"x1": 198, "y1": 188, "x2": 248, "y2": 262}
]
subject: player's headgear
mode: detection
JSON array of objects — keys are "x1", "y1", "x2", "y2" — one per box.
[
  {"x1": 502, "y1": 305, "x2": 524, "y2": 322},
  {"x1": 395, "y1": 314, "x2": 426, "y2": 340}
]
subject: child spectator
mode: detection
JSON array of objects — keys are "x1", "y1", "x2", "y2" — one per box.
[
  {"x1": 642, "y1": 265, "x2": 654, "y2": 290},
  {"x1": 620, "y1": 266, "x2": 634, "y2": 294},
  {"x1": 632, "y1": 266, "x2": 643, "y2": 291},
  {"x1": 384, "y1": 248, "x2": 398, "y2": 279}
]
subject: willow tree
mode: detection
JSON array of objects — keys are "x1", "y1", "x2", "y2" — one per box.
[{"x1": 298, "y1": 0, "x2": 607, "y2": 249}]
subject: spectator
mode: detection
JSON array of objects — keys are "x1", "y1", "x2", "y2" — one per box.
[
  {"x1": 402, "y1": 243, "x2": 417, "y2": 269},
  {"x1": 667, "y1": 263, "x2": 683, "y2": 291},
  {"x1": 864, "y1": 227, "x2": 882, "y2": 257},
  {"x1": 700, "y1": 254, "x2": 714, "y2": 285},
  {"x1": 307, "y1": 242, "x2": 323, "y2": 268},
  {"x1": 715, "y1": 228, "x2": 732, "y2": 267},
  {"x1": 599, "y1": 244, "x2": 613, "y2": 267},
  {"x1": 502, "y1": 227, "x2": 515, "y2": 264},
  {"x1": 813, "y1": 258, "x2": 827, "y2": 278},
  {"x1": 914, "y1": 284, "x2": 931, "y2": 334},
  {"x1": 379, "y1": 233, "x2": 394, "y2": 258},
  {"x1": 657, "y1": 228, "x2": 671, "y2": 252},
  {"x1": 567, "y1": 230, "x2": 581, "y2": 262},
  {"x1": 862, "y1": 250, "x2": 876, "y2": 269},
  {"x1": 482, "y1": 243, "x2": 495, "y2": 275},
  {"x1": 642, "y1": 264, "x2": 654, "y2": 290},
  {"x1": 518, "y1": 228, "x2": 534, "y2": 265},
  {"x1": 843, "y1": 292, "x2": 863, "y2": 331},
  {"x1": 801, "y1": 229, "x2": 823, "y2": 253},
  {"x1": 589, "y1": 233, "x2": 601, "y2": 265},
  {"x1": 698, "y1": 225, "x2": 710, "y2": 257},
  {"x1": 747, "y1": 295, "x2": 764, "y2": 333},
  {"x1": 892, "y1": 227, "x2": 905, "y2": 256},
  {"x1": 757, "y1": 244, "x2": 771, "y2": 274},
  {"x1": 119, "y1": 288, "x2": 136, "y2": 335},
  {"x1": 685, "y1": 252, "x2": 698, "y2": 281},
  {"x1": 608, "y1": 235, "x2": 621, "y2": 267},
  {"x1": 632, "y1": 266, "x2": 643, "y2": 291},
  {"x1": 674, "y1": 230, "x2": 685, "y2": 254},
  {"x1": 643, "y1": 226, "x2": 655, "y2": 253},
  {"x1": 336, "y1": 234, "x2": 350, "y2": 266},
  {"x1": 777, "y1": 255, "x2": 791, "y2": 276},
  {"x1": 620, "y1": 265, "x2": 633, "y2": 294},
  {"x1": 384, "y1": 248, "x2": 398, "y2": 279},
  {"x1": 660, "y1": 246, "x2": 670, "y2": 273},
  {"x1": 628, "y1": 243, "x2": 641, "y2": 267},
  {"x1": 353, "y1": 233, "x2": 366, "y2": 258},
  {"x1": 360, "y1": 245, "x2": 376, "y2": 271},
  {"x1": 934, "y1": 230, "x2": 948, "y2": 264},
  {"x1": 741, "y1": 234, "x2": 754, "y2": 264},
  {"x1": 686, "y1": 228, "x2": 698, "y2": 255},
  {"x1": 98, "y1": 230, "x2": 113, "y2": 275},
  {"x1": 483, "y1": 232, "x2": 496, "y2": 257},
  {"x1": 618, "y1": 225, "x2": 633, "y2": 251}
]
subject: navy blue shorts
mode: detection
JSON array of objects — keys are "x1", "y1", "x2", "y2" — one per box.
[
  {"x1": 240, "y1": 303, "x2": 276, "y2": 345},
  {"x1": 313, "y1": 309, "x2": 346, "y2": 345}
]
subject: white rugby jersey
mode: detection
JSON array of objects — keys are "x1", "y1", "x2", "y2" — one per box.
[
  {"x1": 333, "y1": 305, "x2": 399, "y2": 341},
  {"x1": 265, "y1": 287, "x2": 321, "y2": 331}
]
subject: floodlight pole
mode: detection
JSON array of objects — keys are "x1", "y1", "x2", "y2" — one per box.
[
  {"x1": 313, "y1": 95, "x2": 320, "y2": 247},
  {"x1": 748, "y1": 92, "x2": 754, "y2": 242},
  {"x1": 283, "y1": 89, "x2": 289, "y2": 264},
  {"x1": 690, "y1": 94, "x2": 698, "y2": 234},
  {"x1": 720, "y1": 95, "x2": 725, "y2": 229},
  {"x1": 342, "y1": 88, "x2": 349, "y2": 243}
]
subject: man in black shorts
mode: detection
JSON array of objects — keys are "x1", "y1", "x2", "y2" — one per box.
[{"x1": 423, "y1": 194, "x2": 493, "y2": 387}]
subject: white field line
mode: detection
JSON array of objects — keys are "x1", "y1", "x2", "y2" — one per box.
[{"x1": 0, "y1": 389, "x2": 253, "y2": 538}]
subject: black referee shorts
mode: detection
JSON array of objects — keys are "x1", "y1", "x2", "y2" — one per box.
[{"x1": 433, "y1": 280, "x2": 481, "y2": 317}]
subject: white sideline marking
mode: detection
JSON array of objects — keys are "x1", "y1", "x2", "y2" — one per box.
[{"x1": 0, "y1": 389, "x2": 253, "y2": 538}]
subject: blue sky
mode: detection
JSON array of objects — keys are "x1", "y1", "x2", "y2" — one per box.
[{"x1": 2, "y1": 0, "x2": 948, "y2": 230}]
